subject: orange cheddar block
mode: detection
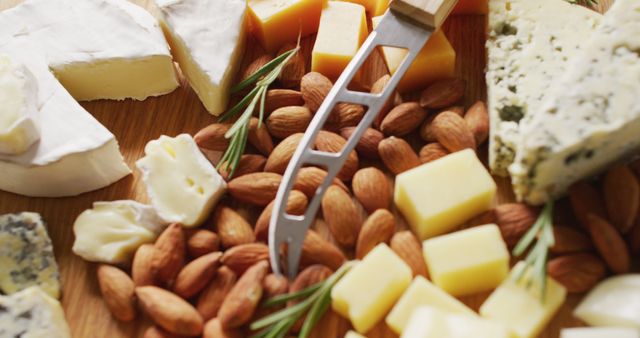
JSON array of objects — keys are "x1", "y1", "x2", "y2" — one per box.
[
  {"x1": 248, "y1": 0, "x2": 323, "y2": 53},
  {"x1": 452, "y1": 0, "x2": 488, "y2": 15},
  {"x1": 340, "y1": 0, "x2": 390, "y2": 16},
  {"x1": 372, "y1": 16, "x2": 455, "y2": 93},
  {"x1": 311, "y1": 1, "x2": 368, "y2": 81}
]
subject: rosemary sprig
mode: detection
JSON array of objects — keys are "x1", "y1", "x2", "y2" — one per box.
[
  {"x1": 250, "y1": 262, "x2": 355, "y2": 338},
  {"x1": 566, "y1": 0, "x2": 598, "y2": 6},
  {"x1": 217, "y1": 45, "x2": 300, "y2": 178},
  {"x1": 512, "y1": 201, "x2": 555, "y2": 301}
]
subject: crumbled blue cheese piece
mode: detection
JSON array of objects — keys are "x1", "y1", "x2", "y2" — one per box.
[{"x1": 0, "y1": 287, "x2": 70, "y2": 338}]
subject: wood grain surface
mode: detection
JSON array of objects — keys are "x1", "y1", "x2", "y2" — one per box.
[{"x1": 0, "y1": 1, "x2": 613, "y2": 337}]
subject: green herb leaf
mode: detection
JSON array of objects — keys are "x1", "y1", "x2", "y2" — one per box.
[
  {"x1": 262, "y1": 282, "x2": 324, "y2": 308},
  {"x1": 566, "y1": 0, "x2": 598, "y2": 6}
]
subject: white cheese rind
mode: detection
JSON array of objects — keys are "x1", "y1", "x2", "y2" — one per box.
[
  {"x1": 510, "y1": 0, "x2": 640, "y2": 204},
  {"x1": 0, "y1": 287, "x2": 70, "y2": 338},
  {"x1": 574, "y1": 275, "x2": 640, "y2": 329},
  {"x1": 486, "y1": 0, "x2": 600, "y2": 176}
]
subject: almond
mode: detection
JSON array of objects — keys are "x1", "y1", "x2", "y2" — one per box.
[
  {"x1": 371, "y1": 74, "x2": 397, "y2": 127},
  {"x1": 194, "y1": 123, "x2": 231, "y2": 151},
  {"x1": 603, "y1": 165, "x2": 640, "y2": 233},
  {"x1": 278, "y1": 43, "x2": 305, "y2": 88},
  {"x1": 336, "y1": 103, "x2": 365, "y2": 128},
  {"x1": 267, "y1": 106, "x2": 313, "y2": 139},
  {"x1": 132, "y1": 244, "x2": 156, "y2": 287},
  {"x1": 356, "y1": 209, "x2": 396, "y2": 259},
  {"x1": 228, "y1": 172, "x2": 282, "y2": 206},
  {"x1": 151, "y1": 223, "x2": 185, "y2": 286},
  {"x1": 585, "y1": 213, "x2": 630, "y2": 274},
  {"x1": 174, "y1": 252, "x2": 223, "y2": 299},
  {"x1": 547, "y1": 253, "x2": 606, "y2": 293},
  {"x1": 493, "y1": 203, "x2": 539, "y2": 248},
  {"x1": 136, "y1": 286, "x2": 203, "y2": 336},
  {"x1": 263, "y1": 274, "x2": 289, "y2": 298},
  {"x1": 550, "y1": 226, "x2": 593, "y2": 255},
  {"x1": 419, "y1": 143, "x2": 449, "y2": 164},
  {"x1": 419, "y1": 107, "x2": 464, "y2": 142},
  {"x1": 352, "y1": 167, "x2": 391, "y2": 213},
  {"x1": 322, "y1": 185, "x2": 362, "y2": 247},
  {"x1": 219, "y1": 154, "x2": 266, "y2": 181},
  {"x1": 265, "y1": 133, "x2": 304, "y2": 174},
  {"x1": 293, "y1": 167, "x2": 349, "y2": 199},
  {"x1": 288, "y1": 264, "x2": 334, "y2": 333},
  {"x1": 301, "y1": 229, "x2": 347, "y2": 271},
  {"x1": 301, "y1": 72, "x2": 332, "y2": 113},
  {"x1": 264, "y1": 89, "x2": 305, "y2": 114},
  {"x1": 378, "y1": 137, "x2": 420, "y2": 175},
  {"x1": 464, "y1": 101, "x2": 489, "y2": 146},
  {"x1": 255, "y1": 190, "x2": 308, "y2": 241},
  {"x1": 143, "y1": 326, "x2": 184, "y2": 338},
  {"x1": 249, "y1": 117, "x2": 274, "y2": 156},
  {"x1": 380, "y1": 102, "x2": 428, "y2": 136},
  {"x1": 568, "y1": 181, "x2": 607, "y2": 229},
  {"x1": 241, "y1": 54, "x2": 272, "y2": 83},
  {"x1": 631, "y1": 158, "x2": 640, "y2": 177},
  {"x1": 340, "y1": 127, "x2": 384, "y2": 159},
  {"x1": 315, "y1": 131, "x2": 359, "y2": 181},
  {"x1": 96, "y1": 265, "x2": 137, "y2": 322},
  {"x1": 213, "y1": 206, "x2": 255, "y2": 248},
  {"x1": 431, "y1": 111, "x2": 476, "y2": 152},
  {"x1": 630, "y1": 221, "x2": 640, "y2": 254},
  {"x1": 221, "y1": 243, "x2": 270, "y2": 275},
  {"x1": 197, "y1": 267, "x2": 237, "y2": 321},
  {"x1": 390, "y1": 231, "x2": 428, "y2": 278},
  {"x1": 218, "y1": 260, "x2": 269, "y2": 329},
  {"x1": 419, "y1": 78, "x2": 466, "y2": 109},
  {"x1": 203, "y1": 318, "x2": 242, "y2": 338},
  {"x1": 187, "y1": 229, "x2": 220, "y2": 259}
]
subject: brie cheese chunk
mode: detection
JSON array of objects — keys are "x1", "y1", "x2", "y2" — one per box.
[
  {"x1": 574, "y1": 275, "x2": 640, "y2": 329},
  {"x1": 486, "y1": 0, "x2": 600, "y2": 176},
  {"x1": 510, "y1": 0, "x2": 640, "y2": 204},
  {"x1": 136, "y1": 134, "x2": 226, "y2": 227},
  {"x1": 72, "y1": 200, "x2": 167, "y2": 264},
  {"x1": 0, "y1": 55, "x2": 39, "y2": 155},
  {"x1": 0, "y1": 287, "x2": 70, "y2": 338},
  {"x1": 155, "y1": 0, "x2": 247, "y2": 115}
]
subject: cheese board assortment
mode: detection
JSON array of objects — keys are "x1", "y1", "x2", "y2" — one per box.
[{"x1": 0, "y1": 0, "x2": 639, "y2": 338}]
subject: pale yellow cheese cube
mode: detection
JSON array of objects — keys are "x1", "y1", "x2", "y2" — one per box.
[
  {"x1": 480, "y1": 262, "x2": 567, "y2": 338},
  {"x1": 561, "y1": 327, "x2": 640, "y2": 338},
  {"x1": 345, "y1": 331, "x2": 367, "y2": 338},
  {"x1": 332, "y1": 244, "x2": 412, "y2": 334},
  {"x1": 386, "y1": 276, "x2": 477, "y2": 334},
  {"x1": 422, "y1": 224, "x2": 509, "y2": 296},
  {"x1": 401, "y1": 305, "x2": 511, "y2": 338},
  {"x1": 394, "y1": 149, "x2": 496, "y2": 240}
]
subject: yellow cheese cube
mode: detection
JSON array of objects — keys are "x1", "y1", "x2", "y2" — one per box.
[
  {"x1": 422, "y1": 224, "x2": 509, "y2": 296},
  {"x1": 311, "y1": 1, "x2": 368, "y2": 81},
  {"x1": 401, "y1": 306, "x2": 511, "y2": 338},
  {"x1": 480, "y1": 262, "x2": 567, "y2": 338},
  {"x1": 332, "y1": 244, "x2": 412, "y2": 334},
  {"x1": 341, "y1": 0, "x2": 389, "y2": 16},
  {"x1": 386, "y1": 276, "x2": 477, "y2": 334},
  {"x1": 372, "y1": 16, "x2": 456, "y2": 93},
  {"x1": 394, "y1": 149, "x2": 496, "y2": 240},
  {"x1": 561, "y1": 328, "x2": 640, "y2": 338},
  {"x1": 345, "y1": 331, "x2": 367, "y2": 338},
  {"x1": 248, "y1": 0, "x2": 323, "y2": 53}
]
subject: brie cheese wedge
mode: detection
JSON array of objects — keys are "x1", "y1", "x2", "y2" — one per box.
[{"x1": 574, "y1": 275, "x2": 640, "y2": 329}]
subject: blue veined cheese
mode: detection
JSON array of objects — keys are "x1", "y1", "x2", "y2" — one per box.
[
  {"x1": 0, "y1": 287, "x2": 70, "y2": 338},
  {"x1": 510, "y1": 0, "x2": 640, "y2": 204},
  {"x1": 0, "y1": 212, "x2": 60, "y2": 299},
  {"x1": 486, "y1": 0, "x2": 601, "y2": 176}
]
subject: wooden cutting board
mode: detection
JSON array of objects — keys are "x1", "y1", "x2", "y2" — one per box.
[{"x1": 0, "y1": 0, "x2": 613, "y2": 337}]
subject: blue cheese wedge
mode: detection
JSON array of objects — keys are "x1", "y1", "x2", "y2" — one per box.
[
  {"x1": 486, "y1": 0, "x2": 601, "y2": 176},
  {"x1": 510, "y1": 0, "x2": 640, "y2": 204},
  {"x1": 0, "y1": 287, "x2": 70, "y2": 338},
  {"x1": 0, "y1": 212, "x2": 60, "y2": 299}
]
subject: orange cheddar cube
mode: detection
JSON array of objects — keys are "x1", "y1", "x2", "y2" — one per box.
[
  {"x1": 452, "y1": 0, "x2": 488, "y2": 15},
  {"x1": 340, "y1": 0, "x2": 390, "y2": 16}
]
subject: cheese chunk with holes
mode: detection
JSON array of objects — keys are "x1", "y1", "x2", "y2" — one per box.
[
  {"x1": 561, "y1": 328, "x2": 640, "y2": 338},
  {"x1": 394, "y1": 149, "x2": 496, "y2": 240},
  {"x1": 452, "y1": 0, "x2": 488, "y2": 14},
  {"x1": 73, "y1": 200, "x2": 166, "y2": 264},
  {"x1": 248, "y1": 0, "x2": 323, "y2": 53},
  {"x1": 156, "y1": 0, "x2": 246, "y2": 116},
  {"x1": 136, "y1": 134, "x2": 226, "y2": 227},
  {"x1": 372, "y1": 17, "x2": 455, "y2": 93},
  {"x1": 574, "y1": 275, "x2": 640, "y2": 328},
  {"x1": 402, "y1": 306, "x2": 510, "y2": 338},
  {"x1": 480, "y1": 262, "x2": 567, "y2": 338},
  {"x1": 423, "y1": 224, "x2": 508, "y2": 296},
  {"x1": 332, "y1": 244, "x2": 412, "y2": 334},
  {"x1": 311, "y1": 1, "x2": 368, "y2": 81},
  {"x1": 342, "y1": 0, "x2": 389, "y2": 16},
  {"x1": 386, "y1": 276, "x2": 477, "y2": 334},
  {"x1": 0, "y1": 287, "x2": 70, "y2": 338},
  {"x1": 345, "y1": 331, "x2": 367, "y2": 338}
]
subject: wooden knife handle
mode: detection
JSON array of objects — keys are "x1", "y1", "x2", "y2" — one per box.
[{"x1": 390, "y1": 0, "x2": 459, "y2": 29}]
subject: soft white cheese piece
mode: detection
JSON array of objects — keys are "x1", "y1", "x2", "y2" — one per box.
[
  {"x1": 0, "y1": 287, "x2": 70, "y2": 338},
  {"x1": 401, "y1": 306, "x2": 511, "y2": 338},
  {"x1": 136, "y1": 134, "x2": 226, "y2": 227},
  {"x1": 574, "y1": 275, "x2": 640, "y2": 329},
  {"x1": 510, "y1": 0, "x2": 640, "y2": 204},
  {"x1": 72, "y1": 200, "x2": 167, "y2": 264},
  {"x1": 561, "y1": 327, "x2": 640, "y2": 338},
  {"x1": 0, "y1": 55, "x2": 39, "y2": 155},
  {"x1": 155, "y1": 0, "x2": 247, "y2": 115},
  {"x1": 486, "y1": 0, "x2": 600, "y2": 176}
]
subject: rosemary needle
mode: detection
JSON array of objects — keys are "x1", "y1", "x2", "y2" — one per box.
[{"x1": 566, "y1": 0, "x2": 598, "y2": 6}]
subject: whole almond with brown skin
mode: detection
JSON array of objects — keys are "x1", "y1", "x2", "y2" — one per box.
[
  {"x1": 493, "y1": 203, "x2": 539, "y2": 248},
  {"x1": 278, "y1": 43, "x2": 305, "y2": 88},
  {"x1": 630, "y1": 222, "x2": 640, "y2": 254},
  {"x1": 264, "y1": 89, "x2": 304, "y2": 113},
  {"x1": 371, "y1": 74, "x2": 396, "y2": 127},
  {"x1": 219, "y1": 154, "x2": 266, "y2": 181},
  {"x1": 136, "y1": 286, "x2": 203, "y2": 336},
  {"x1": 228, "y1": 172, "x2": 282, "y2": 206},
  {"x1": 267, "y1": 106, "x2": 313, "y2": 138},
  {"x1": 569, "y1": 182, "x2": 608, "y2": 229},
  {"x1": 194, "y1": 123, "x2": 231, "y2": 151},
  {"x1": 203, "y1": 318, "x2": 242, "y2": 338},
  {"x1": 585, "y1": 213, "x2": 630, "y2": 274},
  {"x1": 316, "y1": 131, "x2": 359, "y2": 181},
  {"x1": 263, "y1": 274, "x2": 289, "y2": 298},
  {"x1": 547, "y1": 253, "x2": 606, "y2": 293},
  {"x1": 419, "y1": 78, "x2": 466, "y2": 109},
  {"x1": 550, "y1": 226, "x2": 593, "y2": 254},
  {"x1": 255, "y1": 190, "x2": 308, "y2": 241},
  {"x1": 301, "y1": 72, "x2": 332, "y2": 112},
  {"x1": 151, "y1": 223, "x2": 185, "y2": 286},
  {"x1": 97, "y1": 265, "x2": 137, "y2": 322},
  {"x1": 265, "y1": 133, "x2": 304, "y2": 174},
  {"x1": 380, "y1": 102, "x2": 427, "y2": 136},
  {"x1": 221, "y1": 243, "x2": 270, "y2": 275},
  {"x1": 143, "y1": 326, "x2": 184, "y2": 338},
  {"x1": 213, "y1": 206, "x2": 255, "y2": 248},
  {"x1": 340, "y1": 127, "x2": 384, "y2": 159},
  {"x1": 419, "y1": 107, "x2": 464, "y2": 142},
  {"x1": 132, "y1": 244, "x2": 156, "y2": 287},
  {"x1": 197, "y1": 267, "x2": 237, "y2": 321},
  {"x1": 390, "y1": 231, "x2": 428, "y2": 278},
  {"x1": 356, "y1": 209, "x2": 396, "y2": 259},
  {"x1": 431, "y1": 111, "x2": 476, "y2": 152},
  {"x1": 464, "y1": 101, "x2": 489, "y2": 145},
  {"x1": 241, "y1": 54, "x2": 271, "y2": 82},
  {"x1": 218, "y1": 260, "x2": 269, "y2": 329},
  {"x1": 352, "y1": 167, "x2": 391, "y2": 213},
  {"x1": 288, "y1": 264, "x2": 333, "y2": 332},
  {"x1": 187, "y1": 230, "x2": 220, "y2": 258},
  {"x1": 603, "y1": 165, "x2": 640, "y2": 233},
  {"x1": 293, "y1": 167, "x2": 348, "y2": 198},
  {"x1": 300, "y1": 230, "x2": 347, "y2": 270},
  {"x1": 249, "y1": 117, "x2": 274, "y2": 156},
  {"x1": 322, "y1": 185, "x2": 362, "y2": 247},
  {"x1": 336, "y1": 103, "x2": 365, "y2": 128},
  {"x1": 378, "y1": 137, "x2": 420, "y2": 175},
  {"x1": 631, "y1": 158, "x2": 640, "y2": 177},
  {"x1": 419, "y1": 143, "x2": 449, "y2": 164},
  {"x1": 174, "y1": 252, "x2": 223, "y2": 299}
]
